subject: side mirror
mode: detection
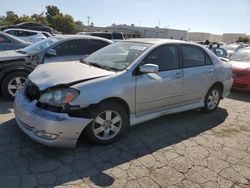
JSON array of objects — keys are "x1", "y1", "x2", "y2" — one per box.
[
  {"x1": 139, "y1": 63, "x2": 159, "y2": 73},
  {"x1": 46, "y1": 49, "x2": 57, "y2": 57}
]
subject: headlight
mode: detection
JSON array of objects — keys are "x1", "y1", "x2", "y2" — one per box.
[{"x1": 39, "y1": 88, "x2": 79, "y2": 106}]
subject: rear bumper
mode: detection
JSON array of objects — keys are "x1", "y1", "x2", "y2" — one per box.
[{"x1": 14, "y1": 89, "x2": 92, "y2": 148}]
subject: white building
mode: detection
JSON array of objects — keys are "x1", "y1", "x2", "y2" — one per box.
[
  {"x1": 187, "y1": 32, "x2": 223, "y2": 42},
  {"x1": 108, "y1": 25, "x2": 187, "y2": 40}
]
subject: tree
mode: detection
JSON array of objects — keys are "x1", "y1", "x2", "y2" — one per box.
[
  {"x1": 13, "y1": 15, "x2": 33, "y2": 24},
  {"x1": 46, "y1": 5, "x2": 62, "y2": 26},
  {"x1": 237, "y1": 36, "x2": 249, "y2": 43},
  {"x1": 52, "y1": 14, "x2": 76, "y2": 34},
  {"x1": 31, "y1": 13, "x2": 47, "y2": 25},
  {"x1": 45, "y1": 5, "x2": 76, "y2": 34},
  {"x1": 0, "y1": 6, "x2": 77, "y2": 33}
]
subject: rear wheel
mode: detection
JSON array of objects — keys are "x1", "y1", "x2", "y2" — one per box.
[
  {"x1": 1, "y1": 71, "x2": 28, "y2": 100},
  {"x1": 203, "y1": 86, "x2": 221, "y2": 113},
  {"x1": 85, "y1": 102, "x2": 129, "y2": 144}
]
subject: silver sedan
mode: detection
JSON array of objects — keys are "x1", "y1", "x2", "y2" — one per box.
[{"x1": 14, "y1": 39, "x2": 233, "y2": 148}]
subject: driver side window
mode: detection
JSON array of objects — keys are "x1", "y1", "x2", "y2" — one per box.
[
  {"x1": 143, "y1": 45, "x2": 179, "y2": 71},
  {"x1": 54, "y1": 39, "x2": 85, "y2": 56}
]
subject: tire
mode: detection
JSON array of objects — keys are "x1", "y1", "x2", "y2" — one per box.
[
  {"x1": 203, "y1": 85, "x2": 221, "y2": 113},
  {"x1": 1, "y1": 71, "x2": 28, "y2": 100},
  {"x1": 84, "y1": 102, "x2": 129, "y2": 145}
]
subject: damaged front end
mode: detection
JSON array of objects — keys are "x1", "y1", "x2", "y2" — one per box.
[{"x1": 14, "y1": 80, "x2": 93, "y2": 148}]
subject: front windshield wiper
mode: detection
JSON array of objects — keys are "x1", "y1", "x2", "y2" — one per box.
[{"x1": 80, "y1": 60, "x2": 118, "y2": 72}]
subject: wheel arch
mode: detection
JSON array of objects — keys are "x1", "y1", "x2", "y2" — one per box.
[
  {"x1": 0, "y1": 66, "x2": 32, "y2": 84},
  {"x1": 99, "y1": 97, "x2": 131, "y2": 116},
  {"x1": 209, "y1": 81, "x2": 224, "y2": 98}
]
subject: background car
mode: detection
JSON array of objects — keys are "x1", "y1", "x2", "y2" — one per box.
[
  {"x1": 77, "y1": 31, "x2": 125, "y2": 41},
  {"x1": 0, "y1": 35, "x2": 112, "y2": 99},
  {"x1": 209, "y1": 46, "x2": 229, "y2": 58},
  {"x1": 230, "y1": 47, "x2": 250, "y2": 92},
  {"x1": 0, "y1": 31, "x2": 30, "y2": 51},
  {"x1": 0, "y1": 22, "x2": 53, "y2": 34},
  {"x1": 14, "y1": 39, "x2": 232, "y2": 148},
  {"x1": 4, "y1": 28, "x2": 47, "y2": 43},
  {"x1": 222, "y1": 43, "x2": 245, "y2": 56}
]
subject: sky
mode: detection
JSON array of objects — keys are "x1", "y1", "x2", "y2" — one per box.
[{"x1": 1, "y1": 0, "x2": 250, "y2": 35}]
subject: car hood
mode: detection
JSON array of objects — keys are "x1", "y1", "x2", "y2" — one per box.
[
  {"x1": 29, "y1": 61, "x2": 115, "y2": 90},
  {"x1": 230, "y1": 61, "x2": 250, "y2": 71},
  {"x1": 0, "y1": 50, "x2": 27, "y2": 61}
]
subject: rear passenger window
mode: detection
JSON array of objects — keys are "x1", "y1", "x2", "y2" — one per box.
[
  {"x1": 181, "y1": 45, "x2": 205, "y2": 68},
  {"x1": 86, "y1": 40, "x2": 109, "y2": 54},
  {"x1": 143, "y1": 45, "x2": 179, "y2": 71},
  {"x1": 16, "y1": 31, "x2": 36, "y2": 37},
  {"x1": 54, "y1": 39, "x2": 85, "y2": 56},
  {"x1": 6, "y1": 30, "x2": 17, "y2": 36}
]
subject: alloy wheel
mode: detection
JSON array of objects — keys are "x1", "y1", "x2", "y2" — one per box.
[
  {"x1": 92, "y1": 110, "x2": 122, "y2": 140},
  {"x1": 207, "y1": 89, "x2": 220, "y2": 110},
  {"x1": 7, "y1": 76, "x2": 26, "y2": 96}
]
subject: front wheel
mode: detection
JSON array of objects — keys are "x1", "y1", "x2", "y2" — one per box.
[
  {"x1": 1, "y1": 71, "x2": 28, "y2": 100},
  {"x1": 203, "y1": 86, "x2": 221, "y2": 113},
  {"x1": 84, "y1": 102, "x2": 129, "y2": 144}
]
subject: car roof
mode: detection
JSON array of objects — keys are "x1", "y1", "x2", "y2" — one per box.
[
  {"x1": 54, "y1": 34, "x2": 113, "y2": 43},
  {"x1": 4, "y1": 28, "x2": 41, "y2": 33},
  {"x1": 124, "y1": 38, "x2": 191, "y2": 45}
]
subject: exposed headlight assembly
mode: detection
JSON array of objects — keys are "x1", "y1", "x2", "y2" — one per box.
[{"x1": 39, "y1": 88, "x2": 79, "y2": 106}]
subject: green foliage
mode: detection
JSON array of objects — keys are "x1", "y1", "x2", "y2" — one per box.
[
  {"x1": 0, "y1": 5, "x2": 77, "y2": 34},
  {"x1": 45, "y1": 5, "x2": 76, "y2": 34},
  {"x1": 52, "y1": 14, "x2": 76, "y2": 34},
  {"x1": 237, "y1": 36, "x2": 249, "y2": 43}
]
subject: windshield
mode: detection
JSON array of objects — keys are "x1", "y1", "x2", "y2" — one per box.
[
  {"x1": 83, "y1": 41, "x2": 152, "y2": 71},
  {"x1": 230, "y1": 49, "x2": 250, "y2": 62},
  {"x1": 19, "y1": 37, "x2": 59, "y2": 54},
  {"x1": 223, "y1": 45, "x2": 239, "y2": 51}
]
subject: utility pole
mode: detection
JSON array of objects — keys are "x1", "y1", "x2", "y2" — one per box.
[{"x1": 87, "y1": 16, "x2": 91, "y2": 26}]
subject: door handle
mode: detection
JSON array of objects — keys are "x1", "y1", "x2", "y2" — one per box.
[{"x1": 207, "y1": 68, "x2": 214, "y2": 73}]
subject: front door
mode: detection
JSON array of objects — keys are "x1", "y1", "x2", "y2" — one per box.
[
  {"x1": 44, "y1": 39, "x2": 86, "y2": 63},
  {"x1": 136, "y1": 44, "x2": 183, "y2": 115}
]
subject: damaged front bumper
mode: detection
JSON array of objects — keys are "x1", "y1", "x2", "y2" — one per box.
[{"x1": 14, "y1": 89, "x2": 93, "y2": 148}]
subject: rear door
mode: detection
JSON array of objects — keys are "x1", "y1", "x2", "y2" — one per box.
[
  {"x1": 181, "y1": 44, "x2": 214, "y2": 103},
  {"x1": 44, "y1": 39, "x2": 86, "y2": 63},
  {"x1": 135, "y1": 44, "x2": 183, "y2": 115}
]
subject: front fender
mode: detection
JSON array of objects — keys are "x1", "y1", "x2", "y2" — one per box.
[
  {"x1": 0, "y1": 65, "x2": 33, "y2": 82},
  {"x1": 70, "y1": 72, "x2": 136, "y2": 114}
]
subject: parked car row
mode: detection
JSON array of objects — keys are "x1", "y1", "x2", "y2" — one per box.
[
  {"x1": 0, "y1": 35, "x2": 112, "y2": 99},
  {"x1": 0, "y1": 22, "x2": 53, "y2": 34},
  {"x1": 0, "y1": 22, "x2": 246, "y2": 148},
  {"x1": 13, "y1": 39, "x2": 233, "y2": 148}
]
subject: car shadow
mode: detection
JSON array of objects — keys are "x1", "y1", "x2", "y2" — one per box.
[
  {"x1": 227, "y1": 90, "x2": 250, "y2": 103},
  {"x1": 0, "y1": 108, "x2": 228, "y2": 187},
  {"x1": 0, "y1": 97, "x2": 13, "y2": 115}
]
